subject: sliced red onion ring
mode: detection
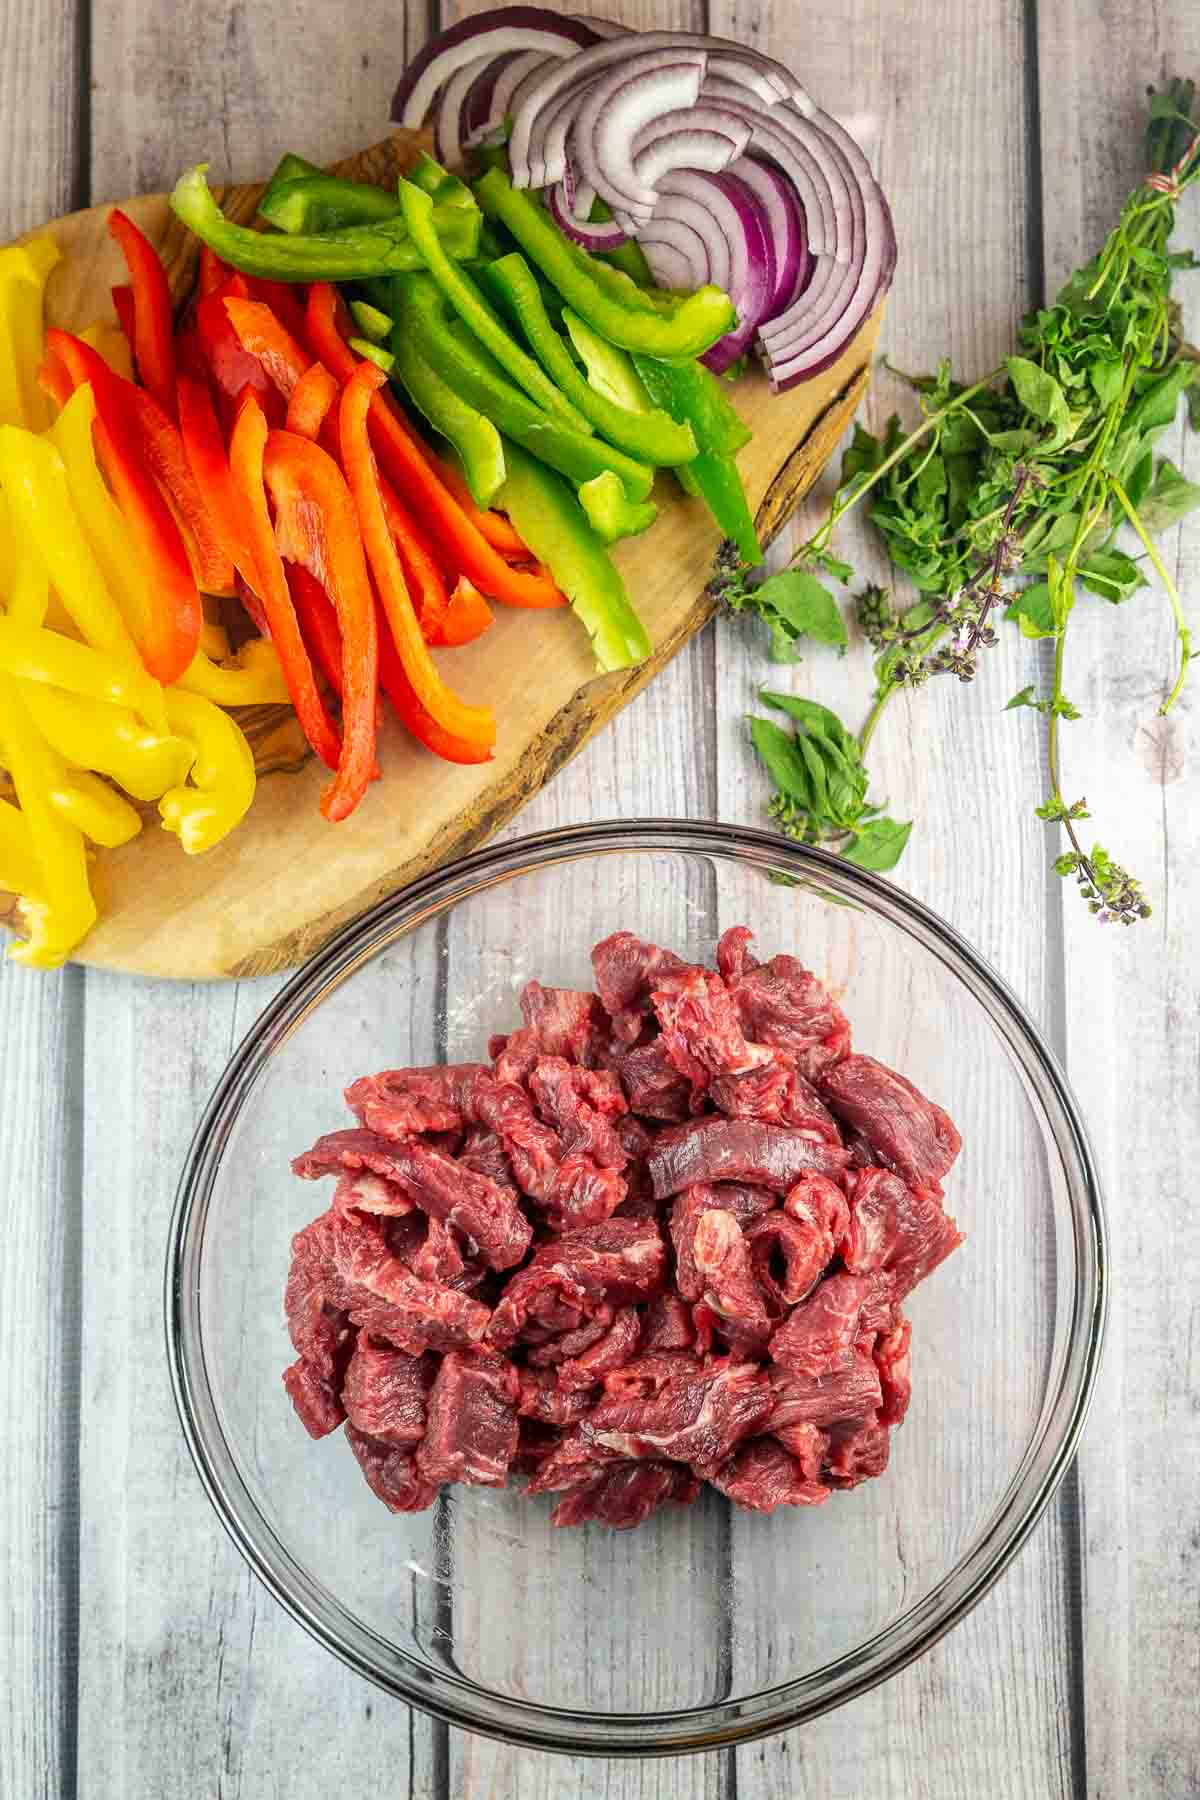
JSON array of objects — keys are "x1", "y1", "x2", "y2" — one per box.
[
  {"x1": 697, "y1": 81, "x2": 841, "y2": 261},
  {"x1": 469, "y1": 48, "x2": 557, "y2": 146},
  {"x1": 637, "y1": 218, "x2": 711, "y2": 291},
  {"x1": 547, "y1": 182, "x2": 629, "y2": 250},
  {"x1": 572, "y1": 53, "x2": 707, "y2": 213},
  {"x1": 655, "y1": 171, "x2": 775, "y2": 374},
  {"x1": 632, "y1": 110, "x2": 753, "y2": 188},
  {"x1": 435, "y1": 54, "x2": 496, "y2": 166},
  {"x1": 646, "y1": 180, "x2": 731, "y2": 294},
  {"x1": 391, "y1": 6, "x2": 597, "y2": 128},
  {"x1": 760, "y1": 107, "x2": 871, "y2": 346},
  {"x1": 573, "y1": 15, "x2": 632, "y2": 35},
  {"x1": 527, "y1": 62, "x2": 612, "y2": 188},
  {"x1": 461, "y1": 52, "x2": 520, "y2": 144},
  {"x1": 728, "y1": 154, "x2": 809, "y2": 317}
]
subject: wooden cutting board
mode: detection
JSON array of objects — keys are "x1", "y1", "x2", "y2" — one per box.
[{"x1": 3, "y1": 135, "x2": 880, "y2": 980}]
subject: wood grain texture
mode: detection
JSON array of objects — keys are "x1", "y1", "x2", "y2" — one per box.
[{"x1": 1034, "y1": 10, "x2": 1200, "y2": 1797}]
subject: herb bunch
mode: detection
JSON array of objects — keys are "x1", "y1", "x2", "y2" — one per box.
[{"x1": 723, "y1": 78, "x2": 1200, "y2": 923}]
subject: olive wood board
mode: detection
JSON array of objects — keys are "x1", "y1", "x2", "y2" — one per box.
[{"x1": 2, "y1": 134, "x2": 880, "y2": 979}]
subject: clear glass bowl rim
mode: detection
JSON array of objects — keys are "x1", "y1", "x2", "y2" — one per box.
[{"x1": 165, "y1": 819, "x2": 1107, "y2": 1756}]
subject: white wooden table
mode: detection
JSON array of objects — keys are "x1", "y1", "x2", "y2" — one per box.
[{"x1": 3, "y1": 1, "x2": 1198, "y2": 1794}]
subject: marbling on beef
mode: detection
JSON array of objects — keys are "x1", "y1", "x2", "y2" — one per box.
[{"x1": 283, "y1": 927, "x2": 963, "y2": 1528}]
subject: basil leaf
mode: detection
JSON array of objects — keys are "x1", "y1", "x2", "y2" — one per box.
[
  {"x1": 759, "y1": 691, "x2": 860, "y2": 762},
  {"x1": 842, "y1": 817, "x2": 913, "y2": 872},
  {"x1": 752, "y1": 571, "x2": 848, "y2": 651},
  {"x1": 1078, "y1": 547, "x2": 1148, "y2": 603},
  {"x1": 793, "y1": 732, "x2": 831, "y2": 819},
  {"x1": 747, "y1": 717, "x2": 811, "y2": 803},
  {"x1": 1005, "y1": 582, "x2": 1056, "y2": 637},
  {"x1": 1006, "y1": 684, "x2": 1042, "y2": 710},
  {"x1": 1136, "y1": 457, "x2": 1200, "y2": 533},
  {"x1": 1006, "y1": 355, "x2": 1071, "y2": 431},
  {"x1": 1126, "y1": 361, "x2": 1196, "y2": 435}
]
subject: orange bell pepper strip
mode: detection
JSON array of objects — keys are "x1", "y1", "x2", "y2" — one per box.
[
  {"x1": 108, "y1": 208, "x2": 177, "y2": 420},
  {"x1": 45, "y1": 330, "x2": 201, "y2": 684},
  {"x1": 262, "y1": 426, "x2": 379, "y2": 821},
  {"x1": 196, "y1": 276, "x2": 282, "y2": 429},
  {"x1": 439, "y1": 576, "x2": 493, "y2": 647},
  {"x1": 378, "y1": 479, "x2": 449, "y2": 644},
  {"x1": 228, "y1": 394, "x2": 341, "y2": 775},
  {"x1": 305, "y1": 283, "x2": 564, "y2": 611},
  {"x1": 339, "y1": 363, "x2": 494, "y2": 753},
  {"x1": 248, "y1": 276, "x2": 309, "y2": 345},
  {"x1": 286, "y1": 561, "x2": 345, "y2": 697},
  {"x1": 285, "y1": 361, "x2": 338, "y2": 440},
  {"x1": 375, "y1": 603, "x2": 492, "y2": 766},
  {"x1": 224, "y1": 297, "x2": 310, "y2": 401},
  {"x1": 433, "y1": 454, "x2": 528, "y2": 556},
  {"x1": 177, "y1": 370, "x2": 259, "y2": 589}
]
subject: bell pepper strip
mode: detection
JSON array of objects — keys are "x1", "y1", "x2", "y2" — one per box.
[
  {"x1": 265, "y1": 151, "x2": 321, "y2": 187},
  {"x1": 408, "y1": 151, "x2": 478, "y2": 214},
  {"x1": 398, "y1": 179, "x2": 591, "y2": 432},
  {"x1": 158, "y1": 687, "x2": 256, "y2": 853},
  {"x1": 170, "y1": 165, "x2": 480, "y2": 282},
  {"x1": 338, "y1": 363, "x2": 493, "y2": 751},
  {"x1": 37, "y1": 347, "x2": 73, "y2": 410},
  {"x1": 80, "y1": 320, "x2": 135, "y2": 383},
  {"x1": 178, "y1": 635, "x2": 291, "y2": 705},
  {"x1": 0, "y1": 236, "x2": 60, "y2": 431},
  {"x1": 494, "y1": 438, "x2": 651, "y2": 674},
  {"x1": 107, "y1": 208, "x2": 177, "y2": 419},
  {"x1": 46, "y1": 767, "x2": 142, "y2": 848},
  {"x1": 175, "y1": 371, "x2": 260, "y2": 589},
  {"x1": 0, "y1": 616, "x2": 167, "y2": 726},
  {"x1": 473, "y1": 168, "x2": 736, "y2": 356},
  {"x1": 0, "y1": 796, "x2": 42, "y2": 902},
  {"x1": 562, "y1": 309, "x2": 658, "y2": 414},
  {"x1": 375, "y1": 604, "x2": 492, "y2": 766},
  {"x1": 378, "y1": 481, "x2": 450, "y2": 643},
  {"x1": 195, "y1": 277, "x2": 281, "y2": 427},
  {"x1": 400, "y1": 279, "x2": 655, "y2": 501},
  {"x1": 247, "y1": 277, "x2": 309, "y2": 345},
  {"x1": 347, "y1": 337, "x2": 394, "y2": 374},
  {"x1": 630, "y1": 353, "x2": 761, "y2": 563},
  {"x1": 199, "y1": 618, "x2": 230, "y2": 659},
  {"x1": 120, "y1": 382, "x2": 236, "y2": 595},
  {"x1": 285, "y1": 360, "x2": 339, "y2": 439},
  {"x1": 0, "y1": 673, "x2": 96, "y2": 966},
  {"x1": 18, "y1": 681, "x2": 194, "y2": 802},
  {"x1": 3, "y1": 537, "x2": 50, "y2": 626},
  {"x1": 304, "y1": 284, "x2": 565, "y2": 610},
  {"x1": 286, "y1": 561, "x2": 345, "y2": 697},
  {"x1": 46, "y1": 331, "x2": 203, "y2": 678},
  {"x1": 262, "y1": 427, "x2": 380, "y2": 819},
  {"x1": 198, "y1": 244, "x2": 231, "y2": 297},
  {"x1": 578, "y1": 471, "x2": 658, "y2": 546},
  {"x1": 389, "y1": 319, "x2": 506, "y2": 508},
  {"x1": 349, "y1": 300, "x2": 393, "y2": 344},
  {"x1": 440, "y1": 577, "x2": 493, "y2": 647},
  {"x1": 224, "y1": 297, "x2": 310, "y2": 400},
  {"x1": 228, "y1": 395, "x2": 341, "y2": 772},
  {"x1": 259, "y1": 174, "x2": 404, "y2": 236},
  {"x1": 483, "y1": 256, "x2": 698, "y2": 467},
  {"x1": 110, "y1": 281, "x2": 136, "y2": 350},
  {"x1": 432, "y1": 454, "x2": 527, "y2": 555}
]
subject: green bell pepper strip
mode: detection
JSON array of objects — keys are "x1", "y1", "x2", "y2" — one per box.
[
  {"x1": 408, "y1": 151, "x2": 477, "y2": 213},
  {"x1": 171, "y1": 165, "x2": 480, "y2": 281},
  {"x1": 495, "y1": 440, "x2": 651, "y2": 673},
  {"x1": 631, "y1": 353, "x2": 761, "y2": 563},
  {"x1": 577, "y1": 472, "x2": 658, "y2": 545},
  {"x1": 563, "y1": 309, "x2": 657, "y2": 413},
  {"x1": 265, "y1": 151, "x2": 321, "y2": 187},
  {"x1": 258, "y1": 175, "x2": 404, "y2": 234},
  {"x1": 401, "y1": 276, "x2": 654, "y2": 502},
  {"x1": 397, "y1": 179, "x2": 590, "y2": 432},
  {"x1": 349, "y1": 299, "x2": 394, "y2": 343},
  {"x1": 348, "y1": 337, "x2": 396, "y2": 373},
  {"x1": 387, "y1": 308, "x2": 506, "y2": 508},
  {"x1": 473, "y1": 167, "x2": 735, "y2": 356},
  {"x1": 480, "y1": 256, "x2": 697, "y2": 467}
]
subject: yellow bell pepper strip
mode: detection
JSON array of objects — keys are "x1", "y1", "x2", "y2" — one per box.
[
  {"x1": 18, "y1": 682, "x2": 194, "y2": 803},
  {"x1": 79, "y1": 322, "x2": 134, "y2": 383},
  {"x1": 0, "y1": 672, "x2": 96, "y2": 966},
  {"x1": 46, "y1": 768, "x2": 142, "y2": 848},
  {"x1": 177, "y1": 635, "x2": 291, "y2": 705},
  {"x1": 0, "y1": 236, "x2": 60, "y2": 431},
  {"x1": 4, "y1": 543, "x2": 50, "y2": 627},
  {"x1": 0, "y1": 617, "x2": 166, "y2": 730},
  {"x1": 158, "y1": 688, "x2": 256, "y2": 854},
  {"x1": 199, "y1": 619, "x2": 230, "y2": 660},
  {"x1": 0, "y1": 796, "x2": 42, "y2": 901}
]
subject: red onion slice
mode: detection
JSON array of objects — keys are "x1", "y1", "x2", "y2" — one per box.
[
  {"x1": 435, "y1": 54, "x2": 496, "y2": 166},
  {"x1": 572, "y1": 53, "x2": 707, "y2": 212},
  {"x1": 655, "y1": 171, "x2": 775, "y2": 374},
  {"x1": 573, "y1": 15, "x2": 632, "y2": 35},
  {"x1": 547, "y1": 182, "x2": 629, "y2": 249},
  {"x1": 648, "y1": 179, "x2": 731, "y2": 295},
  {"x1": 728, "y1": 154, "x2": 809, "y2": 317},
  {"x1": 391, "y1": 7, "x2": 598, "y2": 129},
  {"x1": 632, "y1": 111, "x2": 753, "y2": 188},
  {"x1": 461, "y1": 52, "x2": 520, "y2": 144},
  {"x1": 637, "y1": 218, "x2": 711, "y2": 291}
]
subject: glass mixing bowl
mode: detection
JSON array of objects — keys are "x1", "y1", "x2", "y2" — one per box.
[{"x1": 166, "y1": 821, "x2": 1106, "y2": 1754}]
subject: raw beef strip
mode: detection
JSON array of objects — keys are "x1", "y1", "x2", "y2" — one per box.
[
  {"x1": 614, "y1": 1112, "x2": 657, "y2": 1159},
  {"x1": 874, "y1": 1312, "x2": 913, "y2": 1426},
  {"x1": 526, "y1": 1304, "x2": 614, "y2": 1367},
  {"x1": 584, "y1": 1358, "x2": 772, "y2": 1466},
  {"x1": 519, "y1": 980, "x2": 612, "y2": 1066},
  {"x1": 331, "y1": 1168, "x2": 415, "y2": 1218},
  {"x1": 528, "y1": 1057, "x2": 628, "y2": 1165},
  {"x1": 559, "y1": 1305, "x2": 641, "y2": 1391},
  {"x1": 490, "y1": 1027, "x2": 539, "y2": 1087},
  {"x1": 820, "y1": 1054, "x2": 961, "y2": 1187},
  {"x1": 344, "y1": 1064, "x2": 486, "y2": 1137},
  {"x1": 341, "y1": 1338, "x2": 432, "y2": 1446},
  {"x1": 716, "y1": 925, "x2": 758, "y2": 981},
  {"x1": 345, "y1": 1423, "x2": 439, "y2": 1512},
  {"x1": 648, "y1": 1118, "x2": 848, "y2": 1200},
  {"x1": 770, "y1": 1272, "x2": 892, "y2": 1379},
  {"x1": 549, "y1": 1153, "x2": 628, "y2": 1231},
  {"x1": 670, "y1": 1183, "x2": 776, "y2": 1302},
  {"x1": 842, "y1": 1166, "x2": 962, "y2": 1298},
  {"x1": 708, "y1": 1436, "x2": 830, "y2": 1511},
  {"x1": 416, "y1": 1350, "x2": 520, "y2": 1488},
  {"x1": 691, "y1": 1302, "x2": 719, "y2": 1356},
  {"x1": 600, "y1": 1349, "x2": 701, "y2": 1400},
  {"x1": 783, "y1": 1173, "x2": 851, "y2": 1258},
  {"x1": 638, "y1": 1293, "x2": 696, "y2": 1352},
  {"x1": 525, "y1": 1427, "x2": 622, "y2": 1495},
  {"x1": 842, "y1": 1166, "x2": 907, "y2": 1272},
  {"x1": 466, "y1": 1074, "x2": 562, "y2": 1199},
  {"x1": 485, "y1": 1264, "x2": 591, "y2": 1351},
  {"x1": 768, "y1": 1419, "x2": 828, "y2": 1478},
  {"x1": 708, "y1": 1059, "x2": 793, "y2": 1124},
  {"x1": 691, "y1": 1209, "x2": 773, "y2": 1351},
  {"x1": 529, "y1": 1216, "x2": 667, "y2": 1306},
  {"x1": 297, "y1": 1210, "x2": 490, "y2": 1355},
  {"x1": 613, "y1": 1040, "x2": 692, "y2": 1122},
  {"x1": 382, "y1": 1210, "x2": 430, "y2": 1265},
  {"x1": 726, "y1": 954, "x2": 851, "y2": 1080},
  {"x1": 825, "y1": 1417, "x2": 891, "y2": 1488},
  {"x1": 551, "y1": 1461, "x2": 698, "y2": 1530},
  {"x1": 652, "y1": 968, "x2": 773, "y2": 1098},
  {"x1": 284, "y1": 1244, "x2": 353, "y2": 1384},
  {"x1": 283, "y1": 1358, "x2": 346, "y2": 1439},
  {"x1": 408, "y1": 1215, "x2": 469, "y2": 1289},
  {"x1": 591, "y1": 931, "x2": 696, "y2": 1043},
  {"x1": 457, "y1": 1125, "x2": 518, "y2": 1194},
  {"x1": 746, "y1": 1209, "x2": 828, "y2": 1310},
  {"x1": 516, "y1": 1367, "x2": 594, "y2": 1427},
  {"x1": 765, "y1": 1353, "x2": 884, "y2": 1431}
]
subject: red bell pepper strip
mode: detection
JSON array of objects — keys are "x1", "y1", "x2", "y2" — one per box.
[
  {"x1": 177, "y1": 371, "x2": 260, "y2": 590},
  {"x1": 433, "y1": 454, "x2": 527, "y2": 556},
  {"x1": 439, "y1": 577, "x2": 493, "y2": 647},
  {"x1": 285, "y1": 361, "x2": 338, "y2": 440},
  {"x1": 38, "y1": 348, "x2": 74, "y2": 410},
  {"x1": 174, "y1": 327, "x2": 209, "y2": 383},
  {"x1": 339, "y1": 363, "x2": 494, "y2": 752},
  {"x1": 198, "y1": 245, "x2": 231, "y2": 297},
  {"x1": 45, "y1": 329, "x2": 201, "y2": 684},
  {"x1": 224, "y1": 297, "x2": 310, "y2": 401},
  {"x1": 111, "y1": 282, "x2": 137, "y2": 352},
  {"x1": 378, "y1": 480, "x2": 449, "y2": 643},
  {"x1": 248, "y1": 276, "x2": 309, "y2": 344},
  {"x1": 196, "y1": 276, "x2": 280, "y2": 428},
  {"x1": 228, "y1": 394, "x2": 341, "y2": 775},
  {"x1": 286, "y1": 561, "x2": 344, "y2": 697},
  {"x1": 108, "y1": 207, "x2": 177, "y2": 420},
  {"x1": 262, "y1": 427, "x2": 379, "y2": 821},
  {"x1": 125, "y1": 383, "x2": 235, "y2": 595},
  {"x1": 305, "y1": 284, "x2": 565, "y2": 611}
]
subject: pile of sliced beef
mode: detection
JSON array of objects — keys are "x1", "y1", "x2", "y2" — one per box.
[{"x1": 283, "y1": 927, "x2": 963, "y2": 1530}]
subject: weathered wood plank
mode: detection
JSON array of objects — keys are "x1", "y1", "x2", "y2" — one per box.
[
  {"x1": 707, "y1": 1, "x2": 1079, "y2": 1794},
  {"x1": 1034, "y1": 9, "x2": 1200, "y2": 1795}
]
